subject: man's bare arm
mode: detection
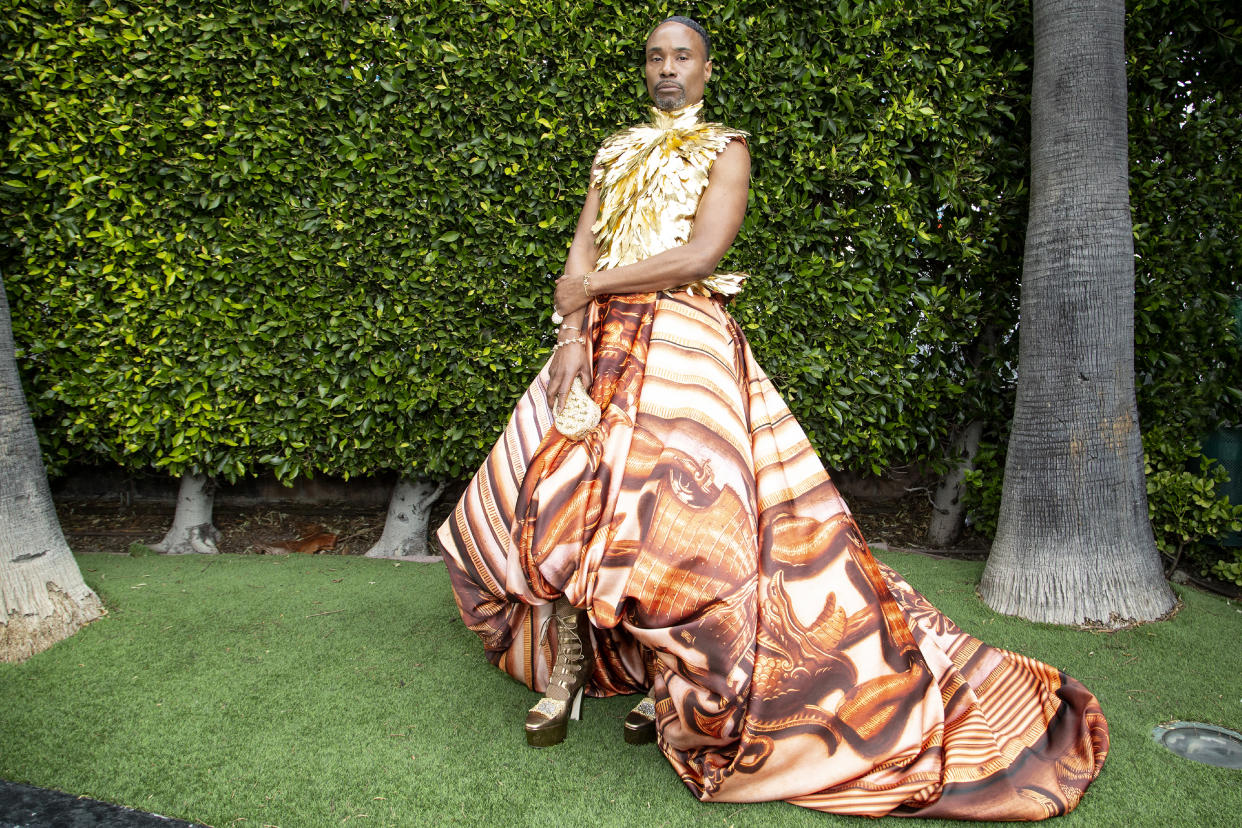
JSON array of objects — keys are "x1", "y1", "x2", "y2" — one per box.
[
  {"x1": 554, "y1": 139, "x2": 750, "y2": 312},
  {"x1": 563, "y1": 184, "x2": 602, "y2": 284},
  {"x1": 544, "y1": 182, "x2": 601, "y2": 412}
]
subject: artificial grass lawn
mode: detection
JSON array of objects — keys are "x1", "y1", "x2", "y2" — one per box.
[{"x1": 1, "y1": 550, "x2": 1239, "y2": 828}]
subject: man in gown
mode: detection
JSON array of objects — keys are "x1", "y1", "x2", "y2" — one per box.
[{"x1": 436, "y1": 16, "x2": 1108, "y2": 820}]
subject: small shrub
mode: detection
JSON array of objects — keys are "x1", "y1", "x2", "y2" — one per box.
[
  {"x1": 1144, "y1": 429, "x2": 1242, "y2": 578},
  {"x1": 1211, "y1": 553, "x2": 1242, "y2": 588},
  {"x1": 962, "y1": 435, "x2": 1005, "y2": 539}
]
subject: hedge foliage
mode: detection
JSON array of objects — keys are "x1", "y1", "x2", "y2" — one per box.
[
  {"x1": 1129, "y1": 0, "x2": 1242, "y2": 580},
  {"x1": 0, "y1": 1, "x2": 1237, "y2": 518},
  {"x1": 0, "y1": 0, "x2": 1032, "y2": 482},
  {"x1": 1128, "y1": 0, "x2": 1242, "y2": 438}
]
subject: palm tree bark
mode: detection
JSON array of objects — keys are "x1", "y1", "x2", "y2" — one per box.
[
  {"x1": 979, "y1": 0, "x2": 1176, "y2": 625},
  {"x1": 1, "y1": 277, "x2": 104, "y2": 662}
]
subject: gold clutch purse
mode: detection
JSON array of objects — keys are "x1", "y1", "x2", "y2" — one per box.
[{"x1": 555, "y1": 377, "x2": 601, "y2": 440}]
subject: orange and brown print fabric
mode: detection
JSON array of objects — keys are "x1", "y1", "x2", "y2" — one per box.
[{"x1": 435, "y1": 109, "x2": 1107, "y2": 819}]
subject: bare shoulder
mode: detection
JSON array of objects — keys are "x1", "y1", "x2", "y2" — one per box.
[{"x1": 712, "y1": 138, "x2": 751, "y2": 180}]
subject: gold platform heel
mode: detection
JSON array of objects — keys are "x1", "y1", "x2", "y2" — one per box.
[
  {"x1": 623, "y1": 695, "x2": 657, "y2": 744},
  {"x1": 525, "y1": 597, "x2": 593, "y2": 747}
]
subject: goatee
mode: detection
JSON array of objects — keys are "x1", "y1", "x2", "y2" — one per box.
[{"x1": 655, "y1": 91, "x2": 687, "y2": 111}]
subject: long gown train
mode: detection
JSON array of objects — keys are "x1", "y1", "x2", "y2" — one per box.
[{"x1": 436, "y1": 289, "x2": 1108, "y2": 820}]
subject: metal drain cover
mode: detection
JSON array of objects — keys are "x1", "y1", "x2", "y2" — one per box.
[{"x1": 1152, "y1": 721, "x2": 1242, "y2": 769}]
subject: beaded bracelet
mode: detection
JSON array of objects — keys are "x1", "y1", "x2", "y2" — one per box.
[{"x1": 550, "y1": 336, "x2": 586, "y2": 356}]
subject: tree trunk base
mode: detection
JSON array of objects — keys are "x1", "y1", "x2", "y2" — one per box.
[
  {"x1": 364, "y1": 477, "x2": 445, "y2": 562},
  {"x1": 0, "y1": 583, "x2": 104, "y2": 663},
  {"x1": 980, "y1": 544, "x2": 1178, "y2": 627},
  {"x1": 2, "y1": 276, "x2": 106, "y2": 661},
  {"x1": 152, "y1": 472, "x2": 220, "y2": 555},
  {"x1": 154, "y1": 523, "x2": 221, "y2": 555}
]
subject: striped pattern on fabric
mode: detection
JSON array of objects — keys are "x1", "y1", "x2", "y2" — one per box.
[{"x1": 437, "y1": 289, "x2": 1108, "y2": 819}]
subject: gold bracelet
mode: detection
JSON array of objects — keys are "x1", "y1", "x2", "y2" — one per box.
[{"x1": 583, "y1": 272, "x2": 593, "y2": 298}]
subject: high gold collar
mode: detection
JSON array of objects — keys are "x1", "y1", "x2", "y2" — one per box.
[{"x1": 649, "y1": 101, "x2": 705, "y2": 130}]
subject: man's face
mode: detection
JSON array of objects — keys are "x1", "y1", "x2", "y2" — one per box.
[{"x1": 644, "y1": 22, "x2": 712, "y2": 111}]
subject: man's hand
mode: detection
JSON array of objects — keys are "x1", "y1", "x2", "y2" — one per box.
[
  {"x1": 554, "y1": 272, "x2": 595, "y2": 319},
  {"x1": 547, "y1": 338, "x2": 592, "y2": 414}
]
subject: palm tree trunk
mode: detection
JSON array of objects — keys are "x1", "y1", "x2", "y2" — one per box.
[
  {"x1": 979, "y1": 0, "x2": 1175, "y2": 625},
  {"x1": 1, "y1": 276, "x2": 104, "y2": 662}
]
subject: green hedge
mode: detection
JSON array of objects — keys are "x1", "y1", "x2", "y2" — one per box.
[
  {"x1": 1129, "y1": 0, "x2": 1242, "y2": 438},
  {"x1": 0, "y1": 0, "x2": 1030, "y2": 482},
  {"x1": 1129, "y1": 0, "x2": 1242, "y2": 581},
  {"x1": 1, "y1": 0, "x2": 1236, "y2": 509}
]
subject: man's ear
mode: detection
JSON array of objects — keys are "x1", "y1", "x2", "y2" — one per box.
[{"x1": 704, "y1": 60, "x2": 713, "y2": 83}]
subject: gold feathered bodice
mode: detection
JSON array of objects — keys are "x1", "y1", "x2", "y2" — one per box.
[{"x1": 590, "y1": 102, "x2": 749, "y2": 298}]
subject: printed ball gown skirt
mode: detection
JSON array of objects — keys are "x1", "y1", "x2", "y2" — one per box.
[{"x1": 437, "y1": 290, "x2": 1108, "y2": 820}]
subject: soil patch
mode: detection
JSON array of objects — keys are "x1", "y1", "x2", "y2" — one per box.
[
  {"x1": 57, "y1": 500, "x2": 387, "y2": 557},
  {"x1": 849, "y1": 495, "x2": 989, "y2": 554},
  {"x1": 55, "y1": 489, "x2": 983, "y2": 558}
]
